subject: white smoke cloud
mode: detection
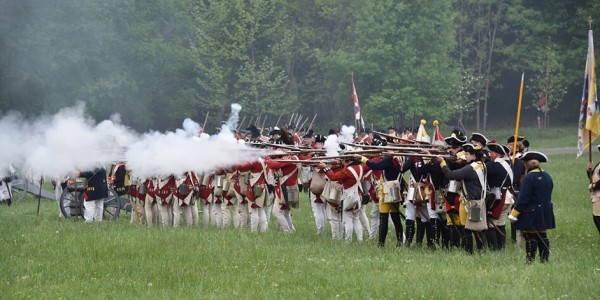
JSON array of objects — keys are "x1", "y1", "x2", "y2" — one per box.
[
  {"x1": 0, "y1": 103, "x2": 258, "y2": 181},
  {"x1": 324, "y1": 134, "x2": 340, "y2": 157}
]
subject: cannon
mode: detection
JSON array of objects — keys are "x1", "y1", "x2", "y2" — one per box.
[{"x1": 58, "y1": 178, "x2": 123, "y2": 220}]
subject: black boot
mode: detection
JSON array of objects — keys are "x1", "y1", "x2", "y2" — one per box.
[
  {"x1": 425, "y1": 221, "x2": 436, "y2": 250},
  {"x1": 474, "y1": 230, "x2": 486, "y2": 251},
  {"x1": 438, "y1": 218, "x2": 450, "y2": 249},
  {"x1": 464, "y1": 229, "x2": 474, "y2": 255},
  {"x1": 511, "y1": 222, "x2": 517, "y2": 243},
  {"x1": 416, "y1": 220, "x2": 425, "y2": 246},
  {"x1": 497, "y1": 225, "x2": 507, "y2": 250},
  {"x1": 448, "y1": 225, "x2": 461, "y2": 249},
  {"x1": 486, "y1": 228, "x2": 499, "y2": 251},
  {"x1": 594, "y1": 216, "x2": 600, "y2": 235},
  {"x1": 537, "y1": 232, "x2": 550, "y2": 263},
  {"x1": 391, "y1": 212, "x2": 404, "y2": 247},
  {"x1": 378, "y1": 213, "x2": 389, "y2": 247},
  {"x1": 405, "y1": 219, "x2": 415, "y2": 247},
  {"x1": 524, "y1": 233, "x2": 538, "y2": 264}
]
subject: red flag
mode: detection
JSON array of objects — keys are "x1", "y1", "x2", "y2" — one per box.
[
  {"x1": 432, "y1": 120, "x2": 445, "y2": 145},
  {"x1": 352, "y1": 76, "x2": 365, "y2": 129}
]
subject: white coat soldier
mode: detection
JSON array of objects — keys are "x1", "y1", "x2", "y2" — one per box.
[
  {"x1": 265, "y1": 128, "x2": 299, "y2": 233},
  {"x1": 196, "y1": 171, "x2": 214, "y2": 226},
  {"x1": 238, "y1": 156, "x2": 272, "y2": 232},
  {"x1": 173, "y1": 172, "x2": 200, "y2": 227},
  {"x1": 585, "y1": 144, "x2": 600, "y2": 235},
  {"x1": 0, "y1": 164, "x2": 16, "y2": 206},
  {"x1": 156, "y1": 175, "x2": 176, "y2": 227},
  {"x1": 320, "y1": 157, "x2": 369, "y2": 242},
  {"x1": 302, "y1": 134, "x2": 329, "y2": 235},
  {"x1": 76, "y1": 165, "x2": 109, "y2": 223},
  {"x1": 437, "y1": 143, "x2": 487, "y2": 254}
]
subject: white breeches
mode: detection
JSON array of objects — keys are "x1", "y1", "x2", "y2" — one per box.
[
  {"x1": 83, "y1": 198, "x2": 104, "y2": 222},
  {"x1": 343, "y1": 208, "x2": 363, "y2": 242}
]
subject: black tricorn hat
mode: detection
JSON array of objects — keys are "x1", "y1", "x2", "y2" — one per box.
[
  {"x1": 470, "y1": 132, "x2": 489, "y2": 146},
  {"x1": 372, "y1": 135, "x2": 387, "y2": 146},
  {"x1": 520, "y1": 151, "x2": 548, "y2": 163},
  {"x1": 462, "y1": 143, "x2": 483, "y2": 154},
  {"x1": 444, "y1": 129, "x2": 467, "y2": 146},
  {"x1": 314, "y1": 134, "x2": 327, "y2": 143},
  {"x1": 303, "y1": 129, "x2": 314, "y2": 139},
  {"x1": 246, "y1": 125, "x2": 261, "y2": 138},
  {"x1": 487, "y1": 143, "x2": 506, "y2": 155}
]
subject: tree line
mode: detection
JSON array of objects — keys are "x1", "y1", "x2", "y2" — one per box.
[{"x1": 1, "y1": 0, "x2": 599, "y2": 133}]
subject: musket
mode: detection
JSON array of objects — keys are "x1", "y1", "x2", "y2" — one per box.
[
  {"x1": 372, "y1": 131, "x2": 438, "y2": 146},
  {"x1": 307, "y1": 114, "x2": 317, "y2": 132},
  {"x1": 384, "y1": 152, "x2": 455, "y2": 160},
  {"x1": 255, "y1": 113, "x2": 262, "y2": 126},
  {"x1": 202, "y1": 111, "x2": 210, "y2": 133},
  {"x1": 261, "y1": 115, "x2": 267, "y2": 132},
  {"x1": 289, "y1": 113, "x2": 295, "y2": 126},
  {"x1": 262, "y1": 143, "x2": 300, "y2": 151},
  {"x1": 247, "y1": 116, "x2": 255, "y2": 129},
  {"x1": 275, "y1": 113, "x2": 283, "y2": 127},
  {"x1": 341, "y1": 142, "x2": 447, "y2": 151},
  {"x1": 298, "y1": 116, "x2": 309, "y2": 131},
  {"x1": 294, "y1": 114, "x2": 303, "y2": 129},
  {"x1": 236, "y1": 115, "x2": 246, "y2": 132}
]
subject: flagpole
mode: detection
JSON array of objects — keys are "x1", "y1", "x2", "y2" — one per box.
[
  {"x1": 589, "y1": 17, "x2": 594, "y2": 164},
  {"x1": 512, "y1": 72, "x2": 525, "y2": 164}
]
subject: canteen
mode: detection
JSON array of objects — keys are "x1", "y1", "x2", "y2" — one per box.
[
  {"x1": 491, "y1": 187, "x2": 502, "y2": 200},
  {"x1": 137, "y1": 184, "x2": 146, "y2": 195},
  {"x1": 216, "y1": 176, "x2": 224, "y2": 188},
  {"x1": 447, "y1": 180, "x2": 459, "y2": 193},
  {"x1": 222, "y1": 179, "x2": 230, "y2": 191},
  {"x1": 201, "y1": 173, "x2": 211, "y2": 186},
  {"x1": 178, "y1": 183, "x2": 189, "y2": 195},
  {"x1": 406, "y1": 186, "x2": 416, "y2": 201},
  {"x1": 328, "y1": 187, "x2": 342, "y2": 202}
]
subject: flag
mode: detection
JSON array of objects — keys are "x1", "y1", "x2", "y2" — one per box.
[
  {"x1": 432, "y1": 120, "x2": 445, "y2": 145},
  {"x1": 352, "y1": 75, "x2": 366, "y2": 130},
  {"x1": 415, "y1": 119, "x2": 430, "y2": 143},
  {"x1": 577, "y1": 30, "x2": 600, "y2": 157}
]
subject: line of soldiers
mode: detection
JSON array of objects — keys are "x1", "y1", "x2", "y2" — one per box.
[{"x1": 105, "y1": 125, "x2": 539, "y2": 252}]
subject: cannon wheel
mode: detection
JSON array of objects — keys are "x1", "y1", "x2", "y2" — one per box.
[
  {"x1": 8, "y1": 177, "x2": 29, "y2": 202},
  {"x1": 59, "y1": 187, "x2": 121, "y2": 220}
]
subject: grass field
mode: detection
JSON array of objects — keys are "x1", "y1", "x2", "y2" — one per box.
[
  {"x1": 454, "y1": 126, "x2": 576, "y2": 149},
  {"x1": 1, "y1": 153, "x2": 598, "y2": 299}
]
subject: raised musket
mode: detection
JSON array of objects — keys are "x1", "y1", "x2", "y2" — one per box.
[
  {"x1": 236, "y1": 115, "x2": 246, "y2": 132},
  {"x1": 275, "y1": 113, "x2": 283, "y2": 127},
  {"x1": 372, "y1": 131, "x2": 439, "y2": 146},
  {"x1": 202, "y1": 111, "x2": 210, "y2": 133},
  {"x1": 307, "y1": 114, "x2": 317, "y2": 132}
]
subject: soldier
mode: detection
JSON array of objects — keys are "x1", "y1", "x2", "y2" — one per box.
[
  {"x1": 585, "y1": 145, "x2": 600, "y2": 235},
  {"x1": 320, "y1": 157, "x2": 370, "y2": 242},
  {"x1": 360, "y1": 141, "x2": 405, "y2": 247},
  {"x1": 265, "y1": 130, "x2": 299, "y2": 233},
  {"x1": 173, "y1": 171, "x2": 200, "y2": 227},
  {"x1": 238, "y1": 157, "x2": 271, "y2": 232},
  {"x1": 485, "y1": 143, "x2": 514, "y2": 250},
  {"x1": 437, "y1": 143, "x2": 487, "y2": 254},
  {"x1": 507, "y1": 135, "x2": 529, "y2": 245},
  {"x1": 509, "y1": 151, "x2": 555, "y2": 263},
  {"x1": 441, "y1": 129, "x2": 468, "y2": 249},
  {"x1": 299, "y1": 134, "x2": 328, "y2": 235},
  {"x1": 77, "y1": 165, "x2": 109, "y2": 223},
  {"x1": 401, "y1": 154, "x2": 438, "y2": 249},
  {"x1": 156, "y1": 175, "x2": 176, "y2": 227},
  {"x1": 196, "y1": 172, "x2": 214, "y2": 226}
]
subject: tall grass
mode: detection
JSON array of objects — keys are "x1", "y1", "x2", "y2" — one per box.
[{"x1": 0, "y1": 154, "x2": 597, "y2": 299}]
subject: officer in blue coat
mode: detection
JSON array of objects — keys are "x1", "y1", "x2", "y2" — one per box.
[{"x1": 509, "y1": 151, "x2": 555, "y2": 263}]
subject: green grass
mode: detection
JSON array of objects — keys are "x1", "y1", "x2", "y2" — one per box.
[
  {"x1": 1, "y1": 153, "x2": 598, "y2": 299},
  {"x1": 450, "y1": 125, "x2": 577, "y2": 149}
]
